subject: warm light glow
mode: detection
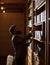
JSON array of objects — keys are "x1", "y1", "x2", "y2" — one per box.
[
  {"x1": 1, "y1": 6, "x2": 4, "y2": 10},
  {"x1": 3, "y1": 10, "x2": 5, "y2": 13},
  {"x1": 1, "y1": 2, "x2": 4, "y2": 4}
]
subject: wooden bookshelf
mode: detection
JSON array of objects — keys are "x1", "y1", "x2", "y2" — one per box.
[
  {"x1": 25, "y1": 0, "x2": 50, "y2": 65},
  {"x1": 26, "y1": 0, "x2": 33, "y2": 65},
  {"x1": 33, "y1": 0, "x2": 46, "y2": 65}
]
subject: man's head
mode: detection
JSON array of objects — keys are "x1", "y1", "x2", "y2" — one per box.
[
  {"x1": 9, "y1": 25, "x2": 16, "y2": 34},
  {"x1": 9, "y1": 25, "x2": 22, "y2": 35}
]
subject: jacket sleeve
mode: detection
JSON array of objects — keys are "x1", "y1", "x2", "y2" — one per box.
[
  {"x1": 22, "y1": 33, "x2": 32, "y2": 46},
  {"x1": 24, "y1": 33, "x2": 32, "y2": 41}
]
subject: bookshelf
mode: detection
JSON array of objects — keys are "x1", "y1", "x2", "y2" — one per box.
[
  {"x1": 26, "y1": 0, "x2": 33, "y2": 65},
  {"x1": 25, "y1": 0, "x2": 50, "y2": 65},
  {"x1": 33, "y1": 0, "x2": 46, "y2": 65}
]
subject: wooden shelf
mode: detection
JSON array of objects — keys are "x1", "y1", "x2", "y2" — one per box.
[
  {"x1": 33, "y1": 21, "x2": 45, "y2": 27},
  {"x1": 33, "y1": 22, "x2": 43, "y2": 26},
  {"x1": 34, "y1": 1, "x2": 46, "y2": 11},
  {"x1": 33, "y1": 38, "x2": 45, "y2": 44}
]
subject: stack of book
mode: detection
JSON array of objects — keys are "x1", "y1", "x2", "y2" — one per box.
[
  {"x1": 37, "y1": 13, "x2": 41, "y2": 23},
  {"x1": 35, "y1": 31, "x2": 43, "y2": 41},
  {"x1": 34, "y1": 10, "x2": 46, "y2": 24},
  {"x1": 41, "y1": 10, "x2": 46, "y2": 22}
]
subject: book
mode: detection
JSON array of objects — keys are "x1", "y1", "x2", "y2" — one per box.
[
  {"x1": 28, "y1": 20, "x2": 33, "y2": 27},
  {"x1": 41, "y1": 10, "x2": 46, "y2": 22},
  {"x1": 37, "y1": 13, "x2": 41, "y2": 23}
]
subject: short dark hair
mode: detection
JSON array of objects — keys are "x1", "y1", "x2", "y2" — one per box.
[{"x1": 9, "y1": 25, "x2": 16, "y2": 34}]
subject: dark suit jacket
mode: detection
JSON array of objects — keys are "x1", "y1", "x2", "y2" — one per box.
[{"x1": 12, "y1": 33, "x2": 32, "y2": 60}]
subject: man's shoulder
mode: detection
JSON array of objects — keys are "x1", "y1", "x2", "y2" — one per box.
[{"x1": 11, "y1": 35, "x2": 15, "y2": 41}]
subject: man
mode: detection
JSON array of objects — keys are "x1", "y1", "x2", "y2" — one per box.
[{"x1": 9, "y1": 25, "x2": 32, "y2": 65}]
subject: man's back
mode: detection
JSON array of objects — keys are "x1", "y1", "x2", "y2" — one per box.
[{"x1": 12, "y1": 35, "x2": 27, "y2": 59}]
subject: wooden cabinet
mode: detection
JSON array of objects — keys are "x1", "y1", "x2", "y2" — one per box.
[{"x1": 25, "y1": 0, "x2": 50, "y2": 65}]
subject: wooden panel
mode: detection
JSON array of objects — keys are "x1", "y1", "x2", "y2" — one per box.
[{"x1": 0, "y1": 0, "x2": 27, "y2": 4}]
